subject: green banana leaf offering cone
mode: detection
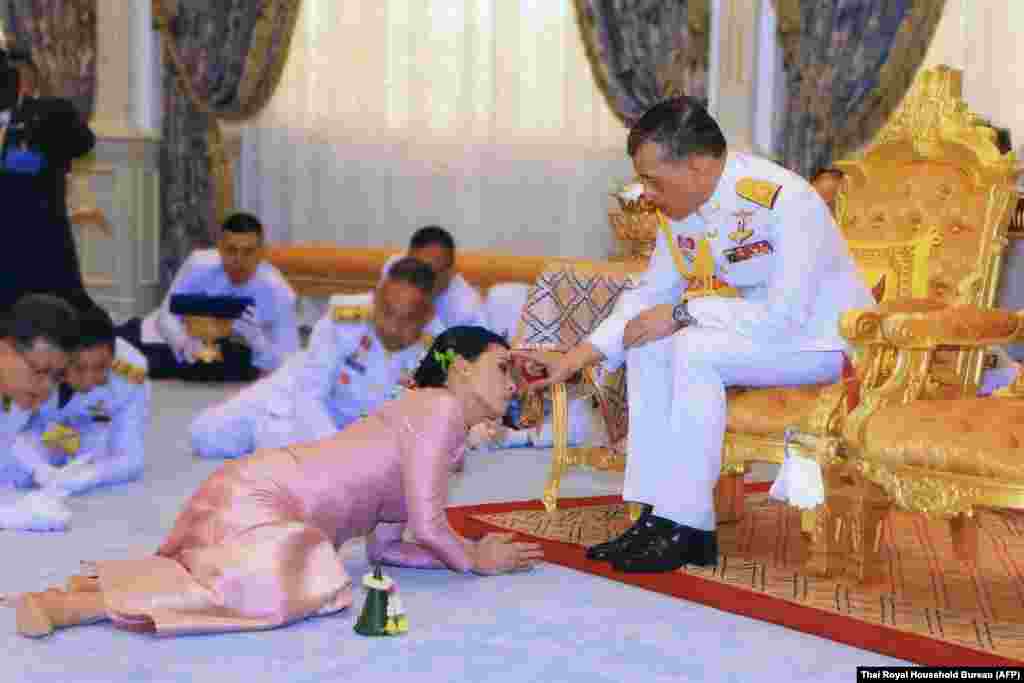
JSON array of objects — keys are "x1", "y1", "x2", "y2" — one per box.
[{"x1": 354, "y1": 565, "x2": 408, "y2": 636}]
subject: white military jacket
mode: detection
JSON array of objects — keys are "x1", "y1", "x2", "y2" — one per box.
[
  {"x1": 382, "y1": 253, "x2": 487, "y2": 332},
  {"x1": 27, "y1": 337, "x2": 150, "y2": 478},
  {"x1": 141, "y1": 249, "x2": 299, "y2": 371},
  {"x1": 589, "y1": 152, "x2": 875, "y2": 367},
  {"x1": 287, "y1": 292, "x2": 430, "y2": 430}
]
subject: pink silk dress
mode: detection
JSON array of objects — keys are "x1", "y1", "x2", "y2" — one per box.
[{"x1": 94, "y1": 388, "x2": 471, "y2": 636}]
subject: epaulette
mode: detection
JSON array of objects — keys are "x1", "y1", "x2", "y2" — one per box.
[
  {"x1": 736, "y1": 178, "x2": 781, "y2": 209},
  {"x1": 331, "y1": 304, "x2": 372, "y2": 323},
  {"x1": 111, "y1": 358, "x2": 147, "y2": 384}
]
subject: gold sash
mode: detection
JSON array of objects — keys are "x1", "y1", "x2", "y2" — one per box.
[{"x1": 656, "y1": 210, "x2": 738, "y2": 300}]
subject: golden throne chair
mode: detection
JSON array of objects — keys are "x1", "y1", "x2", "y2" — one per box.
[
  {"x1": 797, "y1": 304, "x2": 1024, "y2": 584},
  {"x1": 531, "y1": 66, "x2": 1017, "y2": 526}
]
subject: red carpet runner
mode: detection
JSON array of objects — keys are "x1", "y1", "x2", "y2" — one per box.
[{"x1": 447, "y1": 487, "x2": 1024, "y2": 666}]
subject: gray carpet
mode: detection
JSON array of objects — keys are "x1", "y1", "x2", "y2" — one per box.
[{"x1": 0, "y1": 381, "x2": 903, "y2": 682}]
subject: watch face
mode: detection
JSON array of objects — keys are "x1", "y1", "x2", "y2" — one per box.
[{"x1": 672, "y1": 304, "x2": 686, "y2": 323}]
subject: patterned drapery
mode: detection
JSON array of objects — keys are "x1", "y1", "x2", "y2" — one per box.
[
  {"x1": 574, "y1": 0, "x2": 710, "y2": 127},
  {"x1": 772, "y1": 0, "x2": 946, "y2": 176},
  {"x1": 153, "y1": 0, "x2": 301, "y2": 284},
  {"x1": 4, "y1": 0, "x2": 97, "y2": 117}
]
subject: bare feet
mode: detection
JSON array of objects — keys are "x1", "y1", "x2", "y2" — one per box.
[
  {"x1": 66, "y1": 575, "x2": 101, "y2": 593},
  {"x1": 16, "y1": 592, "x2": 55, "y2": 638},
  {"x1": 14, "y1": 588, "x2": 106, "y2": 638}
]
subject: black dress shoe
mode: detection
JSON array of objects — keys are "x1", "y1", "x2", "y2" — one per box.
[
  {"x1": 611, "y1": 523, "x2": 718, "y2": 573},
  {"x1": 585, "y1": 504, "x2": 665, "y2": 561}
]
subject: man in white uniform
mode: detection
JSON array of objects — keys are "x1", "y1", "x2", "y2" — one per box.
[
  {"x1": 116, "y1": 212, "x2": 298, "y2": 381},
  {"x1": 382, "y1": 225, "x2": 486, "y2": 334},
  {"x1": 519, "y1": 97, "x2": 873, "y2": 573},
  {"x1": 189, "y1": 258, "x2": 436, "y2": 459},
  {"x1": 16, "y1": 306, "x2": 150, "y2": 494},
  {"x1": 0, "y1": 307, "x2": 151, "y2": 531},
  {"x1": 0, "y1": 295, "x2": 79, "y2": 488}
]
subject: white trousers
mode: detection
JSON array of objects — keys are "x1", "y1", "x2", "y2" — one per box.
[
  {"x1": 624, "y1": 327, "x2": 844, "y2": 531},
  {"x1": 190, "y1": 386, "x2": 337, "y2": 459}
]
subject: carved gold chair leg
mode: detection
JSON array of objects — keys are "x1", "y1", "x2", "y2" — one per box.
[
  {"x1": 714, "y1": 467, "x2": 747, "y2": 524},
  {"x1": 542, "y1": 382, "x2": 570, "y2": 514},
  {"x1": 804, "y1": 471, "x2": 890, "y2": 584},
  {"x1": 800, "y1": 509, "x2": 817, "y2": 536},
  {"x1": 949, "y1": 513, "x2": 980, "y2": 564},
  {"x1": 846, "y1": 477, "x2": 891, "y2": 584}
]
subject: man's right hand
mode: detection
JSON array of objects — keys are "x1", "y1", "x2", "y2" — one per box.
[{"x1": 511, "y1": 343, "x2": 604, "y2": 392}]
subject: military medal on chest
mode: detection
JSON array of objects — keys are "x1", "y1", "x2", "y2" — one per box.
[
  {"x1": 728, "y1": 209, "x2": 755, "y2": 244},
  {"x1": 88, "y1": 400, "x2": 112, "y2": 423}
]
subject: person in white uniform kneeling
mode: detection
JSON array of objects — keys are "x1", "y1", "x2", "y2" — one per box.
[
  {"x1": 516, "y1": 97, "x2": 874, "y2": 573},
  {"x1": 189, "y1": 257, "x2": 436, "y2": 459}
]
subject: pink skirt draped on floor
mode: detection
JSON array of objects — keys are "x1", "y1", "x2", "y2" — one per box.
[{"x1": 95, "y1": 449, "x2": 353, "y2": 636}]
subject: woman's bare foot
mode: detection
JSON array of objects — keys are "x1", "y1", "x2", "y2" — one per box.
[
  {"x1": 16, "y1": 592, "x2": 55, "y2": 638},
  {"x1": 66, "y1": 575, "x2": 100, "y2": 592},
  {"x1": 14, "y1": 588, "x2": 106, "y2": 638}
]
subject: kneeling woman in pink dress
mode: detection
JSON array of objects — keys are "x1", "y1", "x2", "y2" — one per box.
[{"x1": 16, "y1": 326, "x2": 543, "y2": 638}]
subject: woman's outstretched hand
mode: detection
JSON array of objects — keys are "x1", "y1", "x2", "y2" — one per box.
[{"x1": 472, "y1": 532, "x2": 544, "y2": 575}]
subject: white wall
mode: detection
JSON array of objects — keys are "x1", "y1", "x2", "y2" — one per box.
[
  {"x1": 236, "y1": 0, "x2": 633, "y2": 259},
  {"x1": 921, "y1": 0, "x2": 1024, "y2": 142},
  {"x1": 921, "y1": 0, "x2": 1024, "y2": 345}
]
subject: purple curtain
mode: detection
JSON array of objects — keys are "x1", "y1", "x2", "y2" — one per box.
[
  {"x1": 574, "y1": 0, "x2": 709, "y2": 127},
  {"x1": 5, "y1": 0, "x2": 97, "y2": 117},
  {"x1": 772, "y1": 0, "x2": 946, "y2": 176},
  {"x1": 155, "y1": 0, "x2": 301, "y2": 284}
]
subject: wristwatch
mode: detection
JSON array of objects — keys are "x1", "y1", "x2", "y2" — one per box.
[{"x1": 671, "y1": 301, "x2": 697, "y2": 328}]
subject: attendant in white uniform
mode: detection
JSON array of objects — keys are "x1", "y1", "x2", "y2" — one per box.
[
  {"x1": 0, "y1": 307, "x2": 151, "y2": 531},
  {"x1": 15, "y1": 306, "x2": 150, "y2": 494},
  {"x1": 809, "y1": 167, "x2": 844, "y2": 216},
  {"x1": 518, "y1": 97, "x2": 874, "y2": 573},
  {"x1": 382, "y1": 225, "x2": 486, "y2": 335},
  {"x1": 189, "y1": 258, "x2": 436, "y2": 459},
  {"x1": 116, "y1": 212, "x2": 298, "y2": 382},
  {"x1": 0, "y1": 295, "x2": 79, "y2": 485}
]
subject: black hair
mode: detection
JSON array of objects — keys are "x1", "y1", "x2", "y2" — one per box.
[
  {"x1": 0, "y1": 50, "x2": 20, "y2": 101},
  {"x1": 626, "y1": 96, "x2": 727, "y2": 162},
  {"x1": 0, "y1": 294, "x2": 79, "y2": 353},
  {"x1": 222, "y1": 212, "x2": 264, "y2": 237},
  {"x1": 386, "y1": 257, "x2": 436, "y2": 296},
  {"x1": 413, "y1": 325, "x2": 509, "y2": 389},
  {"x1": 810, "y1": 167, "x2": 845, "y2": 184},
  {"x1": 74, "y1": 305, "x2": 115, "y2": 353},
  {"x1": 409, "y1": 225, "x2": 455, "y2": 253}
]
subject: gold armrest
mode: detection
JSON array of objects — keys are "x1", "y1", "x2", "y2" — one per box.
[
  {"x1": 840, "y1": 299, "x2": 948, "y2": 344},
  {"x1": 880, "y1": 305, "x2": 1024, "y2": 349}
]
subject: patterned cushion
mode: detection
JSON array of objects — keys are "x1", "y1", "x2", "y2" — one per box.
[
  {"x1": 515, "y1": 264, "x2": 639, "y2": 348},
  {"x1": 516, "y1": 263, "x2": 639, "y2": 444},
  {"x1": 861, "y1": 398, "x2": 1024, "y2": 481},
  {"x1": 725, "y1": 385, "x2": 831, "y2": 437}
]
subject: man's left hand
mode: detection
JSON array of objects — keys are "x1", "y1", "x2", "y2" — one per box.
[{"x1": 623, "y1": 304, "x2": 682, "y2": 350}]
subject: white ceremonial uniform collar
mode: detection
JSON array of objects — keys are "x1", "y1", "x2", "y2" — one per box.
[{"x1": 697, "y1": 152, "x2": 741, "y2": 222}]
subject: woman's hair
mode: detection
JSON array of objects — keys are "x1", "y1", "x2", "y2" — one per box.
[{"x1": 413, "y1": 325, "x2": 509, "y2": 389}]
